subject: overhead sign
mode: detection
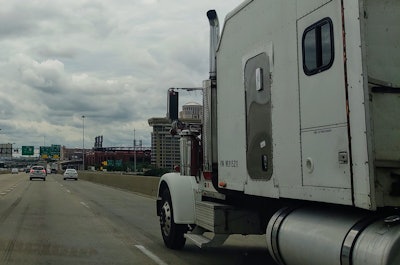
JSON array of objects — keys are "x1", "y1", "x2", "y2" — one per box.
[
  {"x1": 51, "y1": 145, "x2": 61, "y2": 159},
  {"x1": 22, "y1": 146, "x2": 34, "y2": 156},
  {"x1": 40, "y1": 144, "x2": 61, "y2": 159}
]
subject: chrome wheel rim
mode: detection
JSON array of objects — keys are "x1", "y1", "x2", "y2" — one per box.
[{"x1": 160, "y1": 201, "x2": 172, "y2": 237}]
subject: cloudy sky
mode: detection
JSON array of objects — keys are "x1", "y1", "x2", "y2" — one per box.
[{"x1": 0, "y1": 0, "x2": 243, "y2": 153}]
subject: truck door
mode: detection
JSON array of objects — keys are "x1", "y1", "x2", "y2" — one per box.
[
  {"x1": 244, "y1": 52, "x2": 272, "y2": 181},
  {"x1": 297, "y1": 0, "x2": 351, "y2": 189}
]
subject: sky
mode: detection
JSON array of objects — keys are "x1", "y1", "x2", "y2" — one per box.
[{"x1": 0, "y1": 0, "x2": 244, "y2": 153}]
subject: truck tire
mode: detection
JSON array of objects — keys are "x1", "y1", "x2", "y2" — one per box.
[{"x1": 159, "y1": 188, "x2": 187, "y2": 249}]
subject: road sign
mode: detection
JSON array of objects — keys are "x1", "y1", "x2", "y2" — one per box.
[
  {"x1": 51, "y1": 145, "x2": 61, "y2": 157},
  {"x1": 22, "y1": 146, "x2": 34, "y2": 156},
  {"x1": 40, "y1": 146, "x2": 51, "y2": 156},
  {"x1": 40, "y1": 145, "x2": 61, "y2": 159},
  {"x1": 115, "y1": 160, "x2": 122, "y2": 167}
]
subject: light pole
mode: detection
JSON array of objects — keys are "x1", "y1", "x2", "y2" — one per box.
[
  {"x1": 133, "y1": 129, "x2": 137, "y2": 173},
  {"x1": 82, "y1": 115, "x2": 85, "y2": 170}
]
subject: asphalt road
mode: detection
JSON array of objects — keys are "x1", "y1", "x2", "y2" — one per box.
[{"x1": 0, "y1": 173, "x2": 277, "y2": 265}]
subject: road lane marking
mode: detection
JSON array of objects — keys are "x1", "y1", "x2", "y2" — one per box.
[
  {"x1": 135, "y1": 245, "x2": 168, "y2": 265},
  {"x1": 80, "y1": 202, "x2": 90, "y2": 209},
  {"x1": 0, "y1": 179, "x2": 25, "y2": 197},
  {"x1": 66, "y1": 189, "x2": 71, "y2": 193}
]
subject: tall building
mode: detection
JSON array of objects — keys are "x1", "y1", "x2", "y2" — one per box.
[
  {"x1": 0, "y1": 143, "x2": 13, "y2": 158},
  {"x1": 148, "y1": 102, "x2": 202, "y2": 170},
  {"x1": 148, "y1": 117, "x2": 180, "y2": 170},
  {"x1": 180, "y1": 102, "x2": 203, "y2": 119}
]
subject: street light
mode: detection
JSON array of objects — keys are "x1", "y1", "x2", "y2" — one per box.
[
  {"x1": 133, "y1": 129, "x2": 137, "y2": 173},
  {"x1": 82, "y1": 115, "x2": 85, "y2": 170}
]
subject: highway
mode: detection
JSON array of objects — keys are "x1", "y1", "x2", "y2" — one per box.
[{"x1": 0, "y1": 173, "x2": 277, "y2": 265}]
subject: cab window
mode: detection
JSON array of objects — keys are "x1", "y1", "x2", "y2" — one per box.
[{"x1": 302, "y1": 18, "x2": 334, "y2": 75}]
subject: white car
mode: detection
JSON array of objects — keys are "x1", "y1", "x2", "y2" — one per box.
[
  {"x1": 63, "y1": 168, "x2": 78, "y2": 180},
  {"x1": 11, "y1": 168, "x2": 19, "y2": 174},
  {"x1": 30, "y1": 166, "x2": 47, "y2": 181}
]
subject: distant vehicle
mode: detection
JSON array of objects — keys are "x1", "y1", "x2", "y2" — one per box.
[
  {"x1": 51, "y1": 169, "x2": 57, "y2": 174},
  {"x1": 25, "y1": 167, "x2": 31, "y2": 173},
  {"x1": 47, "y1": 168, "x2": 51, "y2": 174},
  {"x1": 63, "y1": 169, "x2": 78, "y2": 181},
  {"x1": 11, "y1": 168, "x2": 18, "y2": 174},
  {"x1": 29, "y1": 166, "x2": 46, "y2": 181}
]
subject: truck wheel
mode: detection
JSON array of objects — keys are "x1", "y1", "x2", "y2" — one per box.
[{"x1": 159, "y1": 188, "x2": 187, "y2": 249}]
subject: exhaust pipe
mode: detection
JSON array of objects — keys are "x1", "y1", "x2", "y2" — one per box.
[
  {"x1": 207, "y1": 10, "x2": 219, "y2": 80},
  {"x1": 203, "y1": 10, "x2": 219, "y2": 185}
]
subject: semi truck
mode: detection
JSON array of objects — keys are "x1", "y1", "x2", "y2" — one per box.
[{"x1": 156, "y1": 1, "x2": 400, "y2": 264}]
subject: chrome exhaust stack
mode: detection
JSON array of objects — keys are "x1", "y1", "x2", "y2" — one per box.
[
  {"x1": 207, "y1": 10, "x2": 219, "y2": 80},
  {"x1": 202, "y1": 10, "x2": 219, "y2": 181}
]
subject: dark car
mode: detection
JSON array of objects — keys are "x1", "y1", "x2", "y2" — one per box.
[{"x1": 29, "y1": 166, "x2": 47, "y2": 181}]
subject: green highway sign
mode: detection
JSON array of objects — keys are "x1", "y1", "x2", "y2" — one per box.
[
  {"x1": 22, "y1": 146, "x2": 34, "y2": 156},
  {"x1": 40, "y1": 144, "x2": 61, "y2": 159},
  {"x1": 115, "y1": 160, "x2": 122, "y2": 167}
]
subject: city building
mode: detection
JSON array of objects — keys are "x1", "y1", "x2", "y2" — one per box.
[
  {"x1": 180, "y1": 102, "x2": 203, "y2": 119},
  {"x1": 60, "y1": 145, "x2": 151, "y2": 171},
  {"x1": 85, "y1": 147, "x2": 151, "y2": 172},
  {"x1": 148, "y1": 102, "x2": 202, "y2": 170},
  {"x1": 0, "y1": 143, "x2": 13, "y2": 158},
  {"x1": 148, "y1": 117, "x2": 180, "y2": 170}
]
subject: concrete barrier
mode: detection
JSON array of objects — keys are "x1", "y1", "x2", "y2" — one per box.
[{"x1": 78, "y1": 171, "x2": 160, "y2": 198}]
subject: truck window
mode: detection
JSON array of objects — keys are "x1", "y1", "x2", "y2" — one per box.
[{"x1": 302, "y1": 17, "x2": 334, "y2": 75}]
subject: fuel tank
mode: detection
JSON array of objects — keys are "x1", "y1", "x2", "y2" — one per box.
[{"x1": 266, "y1": 207, "x2": 400, "y2": 265}]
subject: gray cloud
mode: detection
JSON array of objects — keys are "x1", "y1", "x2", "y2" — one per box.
[{"x1": 0, "y1": 0, "x2": 243, "y2": 150}]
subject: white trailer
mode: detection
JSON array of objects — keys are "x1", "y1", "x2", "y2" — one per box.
[{"x1": 156, "y1": 1, "x2": 400, "y2": 264}]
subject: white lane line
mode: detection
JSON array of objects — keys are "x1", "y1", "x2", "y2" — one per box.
[
  {"x1": 80, "y1": 202, "x2": 90, "y2": 209},
  {"x1": 135, "y1": 245, "x2": 168, "y2": 265},
  {"x1": 66, "y1": 189, "x2": 71, "y2": 193}
]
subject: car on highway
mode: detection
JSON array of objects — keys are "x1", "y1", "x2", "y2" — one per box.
[
  {"x1": 63, "y1": 168, "x2": 78, "y2": 181},
  {"x1": 29, "y1": 166, "x2": 47, "y2": 181},
  {"x1": 11, "y1": 168, "x2": 19, "y2": 174}
]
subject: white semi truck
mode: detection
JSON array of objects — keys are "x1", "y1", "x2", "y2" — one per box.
[{"x1": 156, "y1": 1, "x2": 400, "y2": 264}]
